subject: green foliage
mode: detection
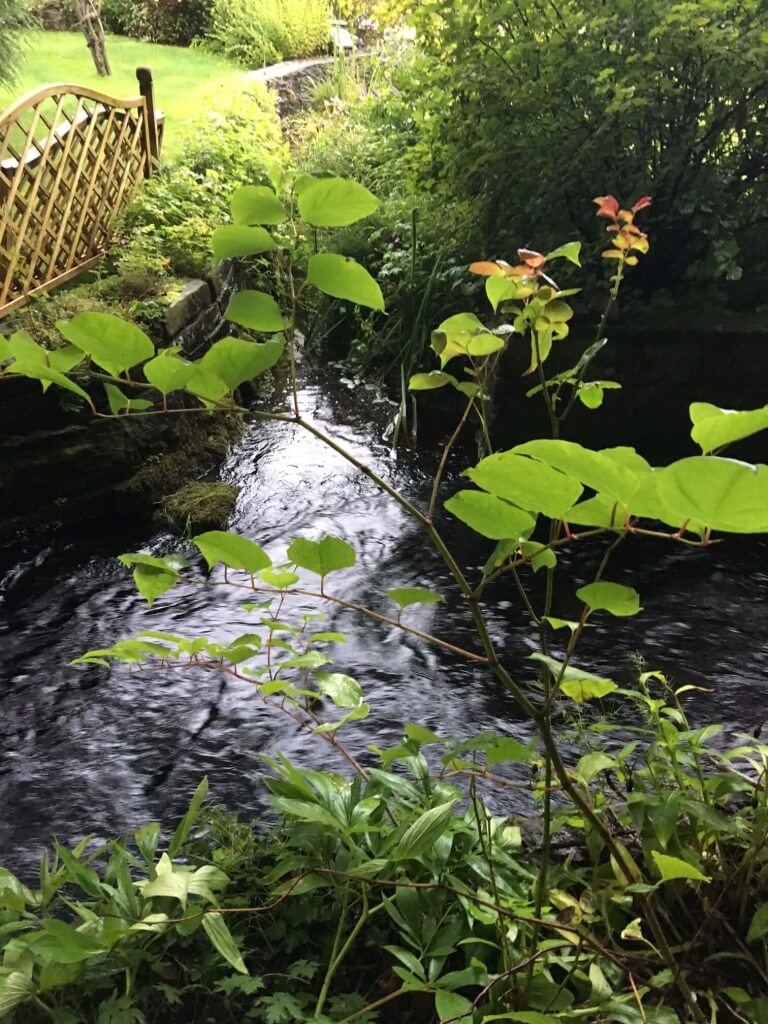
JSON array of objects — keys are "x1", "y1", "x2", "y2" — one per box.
[
  {"x1": 10, "y1": 162, "x2": 768, "y2": 1024},
  {"x1": 0, "y1": 0, "x2": 32, "y2": 87},
  {"x1": 397, "y1": 0, "x2": 768, "y2": 292},
  {"x1": 207, "y1": 0, "x2": 331, "y2": 67},
  {"x1": 116, "y1": 84, "x2": 283, "y2": 281},
  {"x1": 100, "y1": 0, "x2": 212, "y2": 45}
]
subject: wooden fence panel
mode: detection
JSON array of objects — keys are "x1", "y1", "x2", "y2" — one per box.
[{"x1": 0, "y1": 68, "x2": 161, "y2": 316}]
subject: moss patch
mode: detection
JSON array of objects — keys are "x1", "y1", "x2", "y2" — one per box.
[{"x1": 157, "y1": 481, "x2": 240, "y2": 535}]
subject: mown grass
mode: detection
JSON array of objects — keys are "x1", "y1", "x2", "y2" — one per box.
[{"x1": 1, "y1": 31, "x2": 252, "y2": 158}]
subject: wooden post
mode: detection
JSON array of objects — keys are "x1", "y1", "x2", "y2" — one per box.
[{"x1": 136, "y1": 66, "x2": 159, "y2": 176}]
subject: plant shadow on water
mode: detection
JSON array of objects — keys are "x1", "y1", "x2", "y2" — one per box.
[{"x1": 1, "y1": 367, "x2": 767, "y2": 876}]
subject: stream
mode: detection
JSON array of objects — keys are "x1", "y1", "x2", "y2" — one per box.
[{"x1": 1, "y1": 367, "x2": 767, "y2": 874}]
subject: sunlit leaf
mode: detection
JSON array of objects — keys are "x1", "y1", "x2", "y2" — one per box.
[
  {"x1": 57, "y1": 312, "x2": 154, "y2": 376},
  {"x1": 212, "y1": 225, "x2": 276, "y2": 260},
  {"x1": 314, "y1": 672, "x2": 362, "y2": 708},
  {"x1": 143, "y1": 354, "x2": 193, "y2": 395},
  {"x1": 194, "y1": 531, "x2": 271, "y2": 574},
  {"x1": 514, "y1": 439, "x2": 641, "y2": 504},
  {"x1": 307, "y1": 253, "x2": 384, "y2": 311},
  {"x1": 655, "y1": 456, "x2": 768, "y2": 533},
  {"x1": 202, "y1": 912, "x2": 248, "y2": 974},
  {"x1": 201, "y1": 336, "x2": 284, "y2": 390},
  {"x1": 465, "y1": 451, "x2": 583, "y2": 518},
  {"x1": 408, "y1": 370, "x2": 456, "y2": 391},
  {"x1": 530, "y1": 653, "x2": 617, "y2": 702},
  {"x1": 288, "y1": 536, "x2": 356, "y2": 578},
  {"x1": 298, "y1": 176, "x2": 379, "y2": 227},
  {"x1": 225, "y1": 291, "x2": 287, "y2": 333},
  {"x1": 651, "y1": 851, "x2": 710, "y2": 884},
  {"x1": 387, "y1": 587, "x2": 444, "y2": 610},
  {"x1": 690, "y1": 402, "x2": 768, "y2": 454},
  {"x1": 445, "y1": 490, "x2": 535, "y2": 540},
  {"x1": 230, "y1": 184, "x2": 286, "y2": 225},
  {"x1": 577, "y1": 581, "x2": 641, "y2": 617},
  {"x1": 545, "y1": 241, "x2": 582, "y2": 266},
  {"x1": 575, "y1": 752, "x2": 615, "y2": 784}
]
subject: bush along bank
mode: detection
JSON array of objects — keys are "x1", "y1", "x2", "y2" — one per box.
[{"x1": 4, "y1": 172, "x2": 768, "y2": 1022}]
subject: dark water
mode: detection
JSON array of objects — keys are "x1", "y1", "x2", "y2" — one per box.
[{"x1": 1, "y1": 369, "x2": 767, "y2": 873}]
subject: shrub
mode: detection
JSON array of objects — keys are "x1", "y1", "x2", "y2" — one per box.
[
  {"x1": 206, "y1": 0, "x2": 330, "y2": 67},
  {"x1": 391, "y1": 0, "x2": 768, "y2": 297},
  {"x1": 100, "y1": 0, "x2": 212, "y2": 45}
]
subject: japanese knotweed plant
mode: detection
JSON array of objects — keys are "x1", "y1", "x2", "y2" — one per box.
[{"x1": 4, "y1": 180, "x2": 768, "y2": 1022}]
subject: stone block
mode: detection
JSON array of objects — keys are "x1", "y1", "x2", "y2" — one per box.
[{"x1": 165, "y1": 278, "x2": 212, "y2": 338}]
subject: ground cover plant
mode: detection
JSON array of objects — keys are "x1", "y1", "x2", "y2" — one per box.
[{"x1": 3, "y1": 174, "x2": 768, "y2": 1024}]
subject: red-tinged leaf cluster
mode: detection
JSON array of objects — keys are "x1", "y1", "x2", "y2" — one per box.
[
  {"x1": 594, "y1": 194, "x2": 651, "y2": 266},
  {"x1": 469, "y1": 249, "x2": 557, "y2": 288}
]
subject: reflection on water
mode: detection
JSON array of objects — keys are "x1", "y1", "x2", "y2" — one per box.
[{"x1": 1, "y1": 369, "x2": 767, "y2": 872}]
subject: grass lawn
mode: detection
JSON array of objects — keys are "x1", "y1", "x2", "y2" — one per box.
[{"x1": 1, "y1": 31, "x2": 252, "y2": 158}]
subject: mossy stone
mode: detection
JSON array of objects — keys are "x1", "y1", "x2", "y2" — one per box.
[{"x1": 156, "y1": 482, "x2": 240, "y2": 535}]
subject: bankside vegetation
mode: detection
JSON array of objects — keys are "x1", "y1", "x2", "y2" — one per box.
[{"x1": 2, "y1": 167, "x2": 768, "y2": 1024}]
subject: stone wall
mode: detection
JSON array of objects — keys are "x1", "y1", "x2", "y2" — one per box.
[{"x1": 0, "y1": 264, "x2": 240, "y2": 541}]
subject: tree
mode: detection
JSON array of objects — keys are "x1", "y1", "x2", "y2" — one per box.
[{"x1": 74, "y1": 0, "x2": 111, "y2": 76}]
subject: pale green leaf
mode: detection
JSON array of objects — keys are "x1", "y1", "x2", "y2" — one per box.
[
  {"x1": 57, "y1": 312, "x2": 154, "y2": 375},
  {"x1": 212, "y1": 225, "x2": 276, "y2": 260},
  {"x1": 577, "y1": 581, "x2": 641, "y2": 617},
  {"x1": 445, "y1": 490, "x2": 535, "y2": 540},
  {"x1": 387, "y1": 587, "x2": 444, "y2": 610},
  {"x1": 465, "y1": 451, "x2": 583, "y2": 518},
  {"x1": 298, "y1": 176, "x2": 379, "y2": 227},
  {"x1": 690, "y1": 402, "x2": 768, "y2": 454},
  {"x1": 287, "y1": 536, "x2": 355, "y2": 577},
  {"x1": 545, "y1": 241, "x2": 582, "y2": 266},
  {"x1": 201, "y1": 336, "x2": 283, "y2": 390},
  {"x1": 168, "y1": 777, "x2": 209, "y2": 858},
  {"x1": 655, "y1": 456, "x2": 768, "y2": 533},
  {"x1": 143, "y1": 354, "x2": 193, "y2": 395},
  {"x1": 225, "y1": 290, "x2": 287, "y2": 332},
  {"x1": 314, "y1": 672, "x2": 362, "y2": 708},
  {"x1": 435, "y1": 990, "x2": 473, "y2": 1023},
  {"x1": 514, "y1": 439, "x2": 640, "y2": 505},
  {"x1": 530, "y1": 652, "x2": 617, "y2": 702},
  {"x1": 651, "y1": 851, "x2": 710, "y2": 884},
  {"x1": 230, "y1": 184, "x2": 286, "y2": 225},
  {"x1": 193, "y1": 531, "x2": 271, "y2": 574},
  {"x1": 408, "y1": 370, "x2": 456, "y2": 391},
  {"x1": 307, "y1": 253, "x2": 384, "y2": 311},
  {"x1": 0, "y1": 971, "x2": 34, "y2": 1016},
  {"x1": 576, "y1": 752, "x2": 615, "y2": 784}
]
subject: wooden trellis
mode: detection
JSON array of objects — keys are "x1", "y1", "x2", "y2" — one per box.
[{"x1": 0, "y1": 67, "x2": 162, "y2": 316}]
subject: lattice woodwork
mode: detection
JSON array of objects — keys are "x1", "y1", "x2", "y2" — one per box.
[{"x1": 0, "y1": 69, "x2": 161, "y2": 316}]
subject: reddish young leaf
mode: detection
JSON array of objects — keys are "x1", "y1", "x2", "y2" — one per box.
[
  {"x1": 469, "y1": 260, "x2": 505, "y2": 277},
  {"x1": 593, "y1": 195, "x2": 619, "y2": 218},
  {"x1": 517, "y1": 248, "x2": 546, "y2": 268},
  {"x1": 631, "y1": 195, "x2": 652, "y2": 213}
]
